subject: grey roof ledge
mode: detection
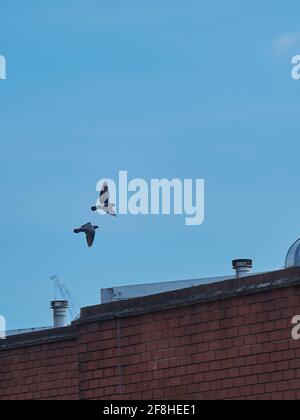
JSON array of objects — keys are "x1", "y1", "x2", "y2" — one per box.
[
  {"x1": 0, "y1": 325, "x2": 76, "y2": 351},
  {"x1": 76, "y1": 266, "x2": 300, "y2": 324}
]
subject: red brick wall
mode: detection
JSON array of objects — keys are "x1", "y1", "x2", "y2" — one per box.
[
  {"x1": 1, "y1": 269, "x2": 300, "y2": 400},
  {"x1": 0, "y1": 339, "x2": 78, "y2": 400},
  {"x1": 77, "y1": 286, "x2": 300, "y2": 400}
]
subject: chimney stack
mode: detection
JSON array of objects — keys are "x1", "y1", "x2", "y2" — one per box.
[
  {"x1": 232, "y1": 259, "x2": 253, "y2": 278},
  {"x1": 51, "y1": 300, "x2": 68, "y2": 328}
]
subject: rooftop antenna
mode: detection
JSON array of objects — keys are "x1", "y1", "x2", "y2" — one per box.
[{"x1": 50, "y1": 275, "x2": 80, "y2": 321}]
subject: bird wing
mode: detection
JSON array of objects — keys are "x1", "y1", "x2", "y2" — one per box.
[
  {"x1": 99, "y1": 182, "x2": 109, "y2": 207},
  {"x1": 86, "y1": 229, "x2": 96, "y2": 247},
  {"x1": 81, "y1": 222, "x2": 92, "y2": 228}
]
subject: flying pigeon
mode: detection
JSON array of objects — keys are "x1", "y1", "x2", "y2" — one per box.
[
  {"x1": 73, "y1": 223, "x2": 99, "y2": 247},
  {"x1": 91, "y1": 182, "x2": 117, "y2": 216}
]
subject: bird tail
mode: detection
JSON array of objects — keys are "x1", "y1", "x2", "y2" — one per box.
[
  {"x1": 74, "y1": 229, "x2": 80, "y2": 233},
  {"x1": 91, "y1": 203, "x2": 117, "y2": 216},
  {"x1": 106, "y1": 204, "x2": 117, "y2": 216}
]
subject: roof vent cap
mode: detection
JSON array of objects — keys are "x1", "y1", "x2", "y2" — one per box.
[
  {"x1": 232, "y1": 259, "x2": 253, "y2": 278},
  {"x1": 50, "y1": 300, "x2": 68, "y2": 328}
]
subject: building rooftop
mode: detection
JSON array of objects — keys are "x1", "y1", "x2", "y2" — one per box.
[{"x1": 1, "y1": 265, "x2": 300, "y2": 351}]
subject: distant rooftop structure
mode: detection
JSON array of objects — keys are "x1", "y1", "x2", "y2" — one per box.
[
  {"x1": 101, "y1": 275, "x2": 235, "y2": 303},
  {"x1": 286, "y1": 237, "x2": 300, "y2": 268},
  {"x1": 101, "y1": 258, "x2": 257, "y2": 303}
]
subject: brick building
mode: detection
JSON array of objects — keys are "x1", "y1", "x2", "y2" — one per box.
[{"x1": 0, "y1": 267, "x2": 300, "y2": 400}]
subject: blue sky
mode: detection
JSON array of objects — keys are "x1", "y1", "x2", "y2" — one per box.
[{"x1": 1, "y1": 1, "x2": 300, "y2": 329}]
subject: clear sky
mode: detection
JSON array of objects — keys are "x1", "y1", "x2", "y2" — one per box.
[{"x1": 1, "y1": 1, "x2": 300, "y2": 330}]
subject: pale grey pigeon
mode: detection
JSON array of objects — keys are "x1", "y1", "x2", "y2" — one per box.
[
  {"x1": 74, "y1": 223, "x2": 99, "y2": 247},
  {"x1": 91, "y1": 182, "x2": 117, "y2": 216}
]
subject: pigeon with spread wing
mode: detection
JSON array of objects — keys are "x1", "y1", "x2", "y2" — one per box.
[
  {"x1": 73, "y1": 223, "x2": 99, "y2": 247},
  {"x1": 91, "y1": 182, "x2": 117, "y2": 216}
]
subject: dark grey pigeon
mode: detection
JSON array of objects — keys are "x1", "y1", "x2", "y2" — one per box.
[{"x1": 73, "y1": 223, "x2": 99, "y2": 247}]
